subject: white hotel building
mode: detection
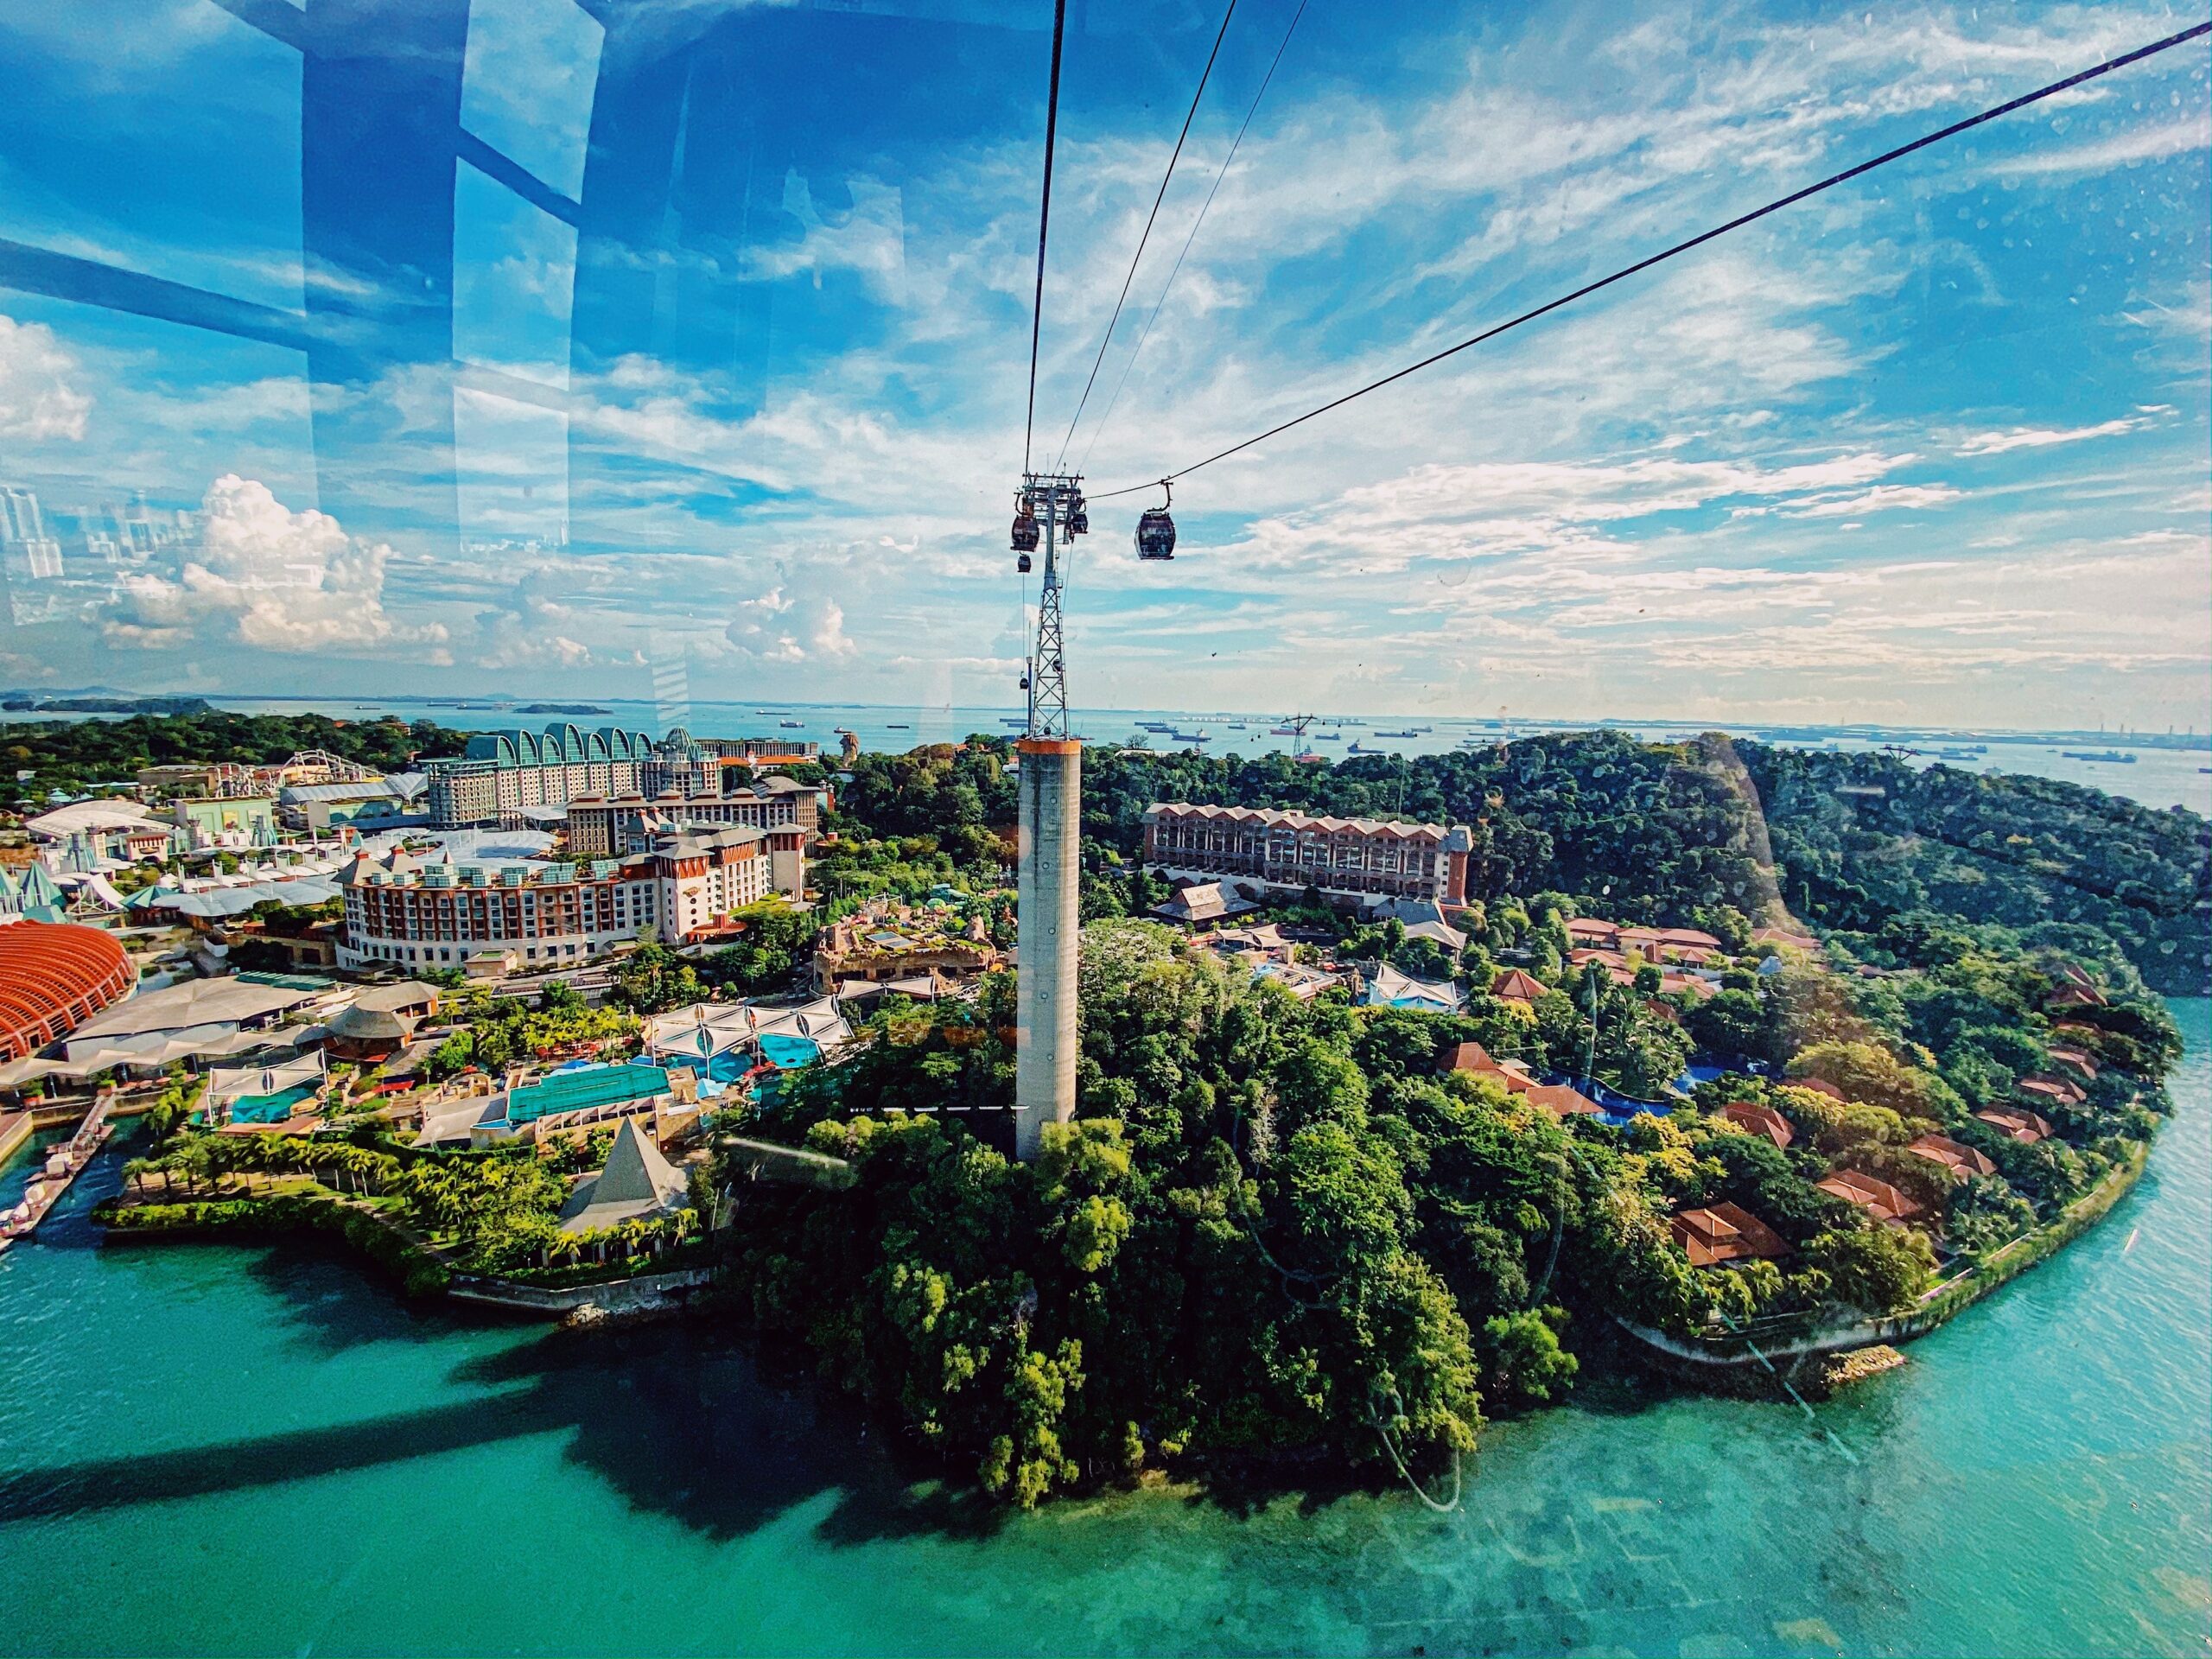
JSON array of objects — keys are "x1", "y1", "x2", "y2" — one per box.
[{"x1": 336, "y1": 824, "x2": 793, "y2": 975}]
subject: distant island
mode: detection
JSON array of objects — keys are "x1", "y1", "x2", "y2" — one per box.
[
  {"x1": 1, "y1": 694, "x2": 215, "y2": 716},
  {"x1": 36, "y1": 720, "x2": 2202, "y2": 1510},
  {"x1": 516, "y1": 703, "x2": 613, "y2": 716}
]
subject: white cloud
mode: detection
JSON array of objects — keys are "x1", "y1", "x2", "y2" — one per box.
[
  {"x1": 724, "y1": 587, "x2": 855, "y2": 664},
  {"x1": 1987, "y1": 111, "x2": 2209, "y2": 178},
  {"x1": 1955, "y1": 416, "x2": 2151, "y2": 455},
  {"x1": 103, "y1": 475, "x2": 450, "y2": 660},
  {"x1": 0, "y1": 315, "x2": 92, "y2": 442}
]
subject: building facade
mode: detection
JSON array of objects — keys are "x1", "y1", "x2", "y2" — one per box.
[
  {"x1": 1141, "y1": 803, "x2": 1474, "y2": 909},
  {"x1": 564, "y1": 779, "x2": 820, "y2": 859},
  {"x1": 425, "y1": 725, "x2": 827, "y2": 829},
  {"x1": 336, "y1": 824, "x2": 801, "y2": 973},
  {"x1": 423, "y1": 724, "x2": 655, "y2": 828}
]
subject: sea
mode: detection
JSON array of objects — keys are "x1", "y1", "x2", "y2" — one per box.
[
  {"x1": 20, "y1": 695, "x2": 2209, "y2": 817},
  {"x1": 0, "y1": 999, "x2": 2205, "y2": 1656}
]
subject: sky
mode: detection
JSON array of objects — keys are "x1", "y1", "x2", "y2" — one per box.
[{"x1": 0, "y1": 0, "x2": 2205, "y2": 729}]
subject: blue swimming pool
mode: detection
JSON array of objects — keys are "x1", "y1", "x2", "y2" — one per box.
[{"x1": 759, "y1": 1033, "x2": 822, "y2": 1070}]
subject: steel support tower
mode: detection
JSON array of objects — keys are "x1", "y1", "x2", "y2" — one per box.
[{"x1": 1014, "y1": 472, "x2": 1083, "y2": 1160}]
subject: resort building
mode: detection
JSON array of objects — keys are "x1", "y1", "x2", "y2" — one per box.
[
  {"x1": 1718, "y1": 1100, "x2": 1795, "y2": 1149},
  {"x1": 1906, "y1": 1134, "x2": 1999, "y2": 1180},
  {"x1": 1361, "y1": 961, "x2": 1465, "y2": 1015},
  {"x1": 337, "y1": 824, "x2": 802, "y2": 973},
  {"x1": 1141, "y1": 803, "x2": 1475, "y2": 911},
  {"x1": 564, "y1": 779, "x2": 819, "y2": 859},
  {"x1": 1816, "y1": 1167, "x2": 1923, "y2": 1225},
  {"x1": 557, "y1": 1116, "x2": 690, "y2": 1234},
  {"x1": 1150, "y1": 880, "x2": 1262, "y2": 929},
  {"x1": 812, "y1": 903, "x2": 998, "y2": 995},
  {"x1": 277, "y1": 774, "x2": 428, "y2": 834},
  {"x1": 1564, "y1": 917, "x2": 1725, "y2": 964},
  {"x1": 423, "y1": 725, "x2": 656, "y2": 827},
  {"x1": 425, "y1": 725, "x2": 827, "y2": 829},
  {"x1": 1489, "y1": 967, "x2": 1549, "y2": 1009},
  {"x1": 1671, "y1": 1203, "x2": 1790, "y2": 1267},
  {"x1": 1974, "y1": 1107, "x2": 2053, "y2": 1144}
]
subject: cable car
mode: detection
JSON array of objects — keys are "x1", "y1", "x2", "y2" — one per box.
[
  {"x1": 1017, "y1": 551, "x2": 1032, "y2": 574},
  {"x1": 1011, "y1": 494, "x2": 1040, "y2": 554},
  {"x1": 1135, "y1": 481, "x2": 1176, "y2": 560},
  {"x1": 1068, "y1": 493, "x2": 1089, "y2": 537}
]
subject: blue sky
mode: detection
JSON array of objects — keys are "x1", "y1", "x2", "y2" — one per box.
[{"x1": 0, "y1": 0, "x2": 2204, "y2": 728}]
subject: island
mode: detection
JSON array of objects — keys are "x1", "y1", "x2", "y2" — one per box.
[{"x1": 20, "y1": 721, "x2": 2196, "y2": 1510}]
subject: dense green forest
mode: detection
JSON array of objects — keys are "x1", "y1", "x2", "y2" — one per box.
[
  {"x1": 718, "y1": 914, "x2": 2176, "y2": 1505},
  {"x1": 713, "y1": 726, "x2": 2192, "y2": 1503},
  {"x1": 1, "y1": 711, "x2": 463, "y2": 804},
  {"x1": 837, "y1": 730, "x2": 2209, "y2": 995}
]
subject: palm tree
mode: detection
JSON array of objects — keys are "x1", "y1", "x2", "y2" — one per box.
[{"x1": 120, "y1": 1157, "x2": 151, "y2": 1200}]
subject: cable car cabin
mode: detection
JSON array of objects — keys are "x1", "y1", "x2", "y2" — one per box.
[
  {"x1": 1068, "y1": 495, "x2": 1089, "y2": 537},
  {"x1": 1011, "y1": 498, "x2": 1040, "y2": 554},
  {"x1": 1017, "y1": 552, "x2": 1032, "y2": 574},
  {"x1": 1135, "y1": 506, "x2": 1176, "y2": 560}
]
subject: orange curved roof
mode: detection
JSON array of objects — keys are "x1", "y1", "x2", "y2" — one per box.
[{"x1": 0, "y1": 920, "x2": 135, "y2": 1059}]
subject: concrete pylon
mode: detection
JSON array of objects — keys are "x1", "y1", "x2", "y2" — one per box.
[{"x1": 1014, "y1": 736, "x2": 1081, "y2": 1160}]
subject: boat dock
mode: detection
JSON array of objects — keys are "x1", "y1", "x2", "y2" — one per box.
[{"x1": 0, "y1": 1093, "x2": 115, "y2": 1251}]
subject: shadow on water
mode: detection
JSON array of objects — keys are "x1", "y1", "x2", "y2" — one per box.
[{"x1": 3, "y1": 1193, "x2": 1013, "y2": 1548}]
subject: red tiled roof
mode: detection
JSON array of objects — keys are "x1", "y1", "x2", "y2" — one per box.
[
  {"x1": 1906, "y1": 1134, "x2": 1998, "y2": 1180},
  {"x1": 2020, "y1": 1072, "x2": 2086, "y2": 1105},
  {"x1": 1718, "y1": 1100, "x2": 1794, "y2": 1149},
  {"x1": 1446, "y1": 1041, "x2": 1536, "y2": 1095},
  {"x1": 1672, "y1": 1202, "x2": 1790, "y2": 1267},
  {"x1": 1490, "y1": 968, "x2": 1549, "y2": 1003},
  {"x1": 1523, "y1": 1082, "x2": 1603, "y2": 1119},
  {"x1": 1974, "y1": 1108, "x2": 2052, "y2": 1144},
  {"x1": 1817, "y1": 1168, "x2": 1923, "y2": 1224},
  {"x1": 1792, "y1": 1077, "x2": 1847, "y2": 1103}
]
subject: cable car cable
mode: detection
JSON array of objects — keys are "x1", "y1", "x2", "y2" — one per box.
[
  {"x1": 1079, "y1": 0, "x2": 1309, "y2": 474},
  {"x1": 1022, "y1": 0, "x2": 1071, "y2": 476},
  {"x1": 1052, "y1": 0, "x2": 1241, "y2": 471},
  {"x1": 1088, "y1": 18, "x2": 2212, "y2": 500}
]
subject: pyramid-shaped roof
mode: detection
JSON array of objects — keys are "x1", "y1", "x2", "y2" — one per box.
[{"x1": 557, "y1": 1116, "x2": 690, "y2": 1234}]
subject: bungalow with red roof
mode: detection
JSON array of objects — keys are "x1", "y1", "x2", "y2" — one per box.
[
  {"x1": 1792, "y1": 1077, "x2": 1847, "y2": 1103},
  {"x1": 1671, "y1": 1202, "x2": 1790, "y2": 1267},
  {"x1": 1523, "y1": 1081, "x2": 1603, "y2": 1121},
  {"x1": 1446, "y1": 1040, "x2": 1539, "y2": 1096},
  {"x1": 2045, "y1": 983, "x2": 2105, "y2": 1011},
  {"x1": 2019, "y1": 1072, "x2": 2087, "y2": 1107},
  {"x1": 1906, "y1": 1134, "x2": 1998, "y2": 1180},
  {"x1": 1974, "y1": 1107, "x2": 2053, "y2": 1144},
  {"x1": 1490, "y1": 968, "x2": 1549, "y2": 1010},
  {"x1": 1717, "y1": 1100, "x2": 1793, "y2": 1149},
  {"x1": 1817, "y1": 1168, "x2": 1923, "y2": 1226},
  {"x1": 2046, "y1": 1045, "x2": 2101, "y2": 1082}
]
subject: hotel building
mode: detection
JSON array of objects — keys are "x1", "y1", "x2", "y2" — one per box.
[{"x1": 1141, "y1": 803, "x2": 1475, "y2": 910}]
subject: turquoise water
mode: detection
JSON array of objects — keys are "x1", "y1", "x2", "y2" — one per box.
[
  {"x1": 0, "y1": 1004, "x2": 2205, "y2": 1656},
  {"x1": 760, "y1": 1033, "x2": 825, "y2": 1070}
]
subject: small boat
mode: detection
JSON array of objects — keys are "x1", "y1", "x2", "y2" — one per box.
[
  {"x1": 887, "y1": 723, "x2": 909, "y2": 729},
  {"x1": 1001, "y1": 717, "x2": 1030, "y2": 727},
  {"x1": 1270, "y1": 727, "x2": 1297, "y2": 735},
  {"x1": 779, "y1": 720, "x2": 804, "y2": 728}
]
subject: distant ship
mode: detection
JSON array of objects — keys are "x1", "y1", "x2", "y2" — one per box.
[
  {"x1": 1171, "y1": 730, "x2": 1211, "y2": 745},
  {"x1": 1294, "y1": 750, "x2": 1327, "y2": 765},
  {"x1": 1347, "y1": 742, "x2": 1378, "y2": 754},
  {"x1": 1269, "y1": 726, "x2": 1298, "y2": 735},
  {"x1": 887, "y1": 723, "x2": 909, "y2": 729},
  {"x1": 779, "y1": 720, "x2": 804, "y2": 728},
  {"x1": 1137, "y1": 721, "x2": 1173, "y2": 732},
  {"x1": 1313, "y1": 731, "x2": 1344, "y2": 742},
  {"x1": 2062, "y1": 749, "x2": 2136, "y2": 764},
  {"x1": 1376, "y1": 729, "x2": 1420, "y2": 739}
]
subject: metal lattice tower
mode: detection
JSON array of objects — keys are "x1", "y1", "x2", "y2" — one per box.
[{"x1": 1021, "y1": 472, "x2": 1084, "y2": 738}]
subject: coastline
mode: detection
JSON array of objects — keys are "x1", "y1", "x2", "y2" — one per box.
[{"x1": 1618, "y1": 1135, "x2": 2152, "y2": 1372}]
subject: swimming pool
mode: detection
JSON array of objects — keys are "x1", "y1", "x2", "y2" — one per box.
[{"x1": 758, "y1": 1033, "x2": 822, "y2": 1070}]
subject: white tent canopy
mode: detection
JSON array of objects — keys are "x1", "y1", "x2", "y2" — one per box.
[
  {"x1": 643, "y1": 996, "x2": 852, "y2": 1065},
  {"x1": 206, "y1": 1049, "x2": 326, "y2": 1108}
]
